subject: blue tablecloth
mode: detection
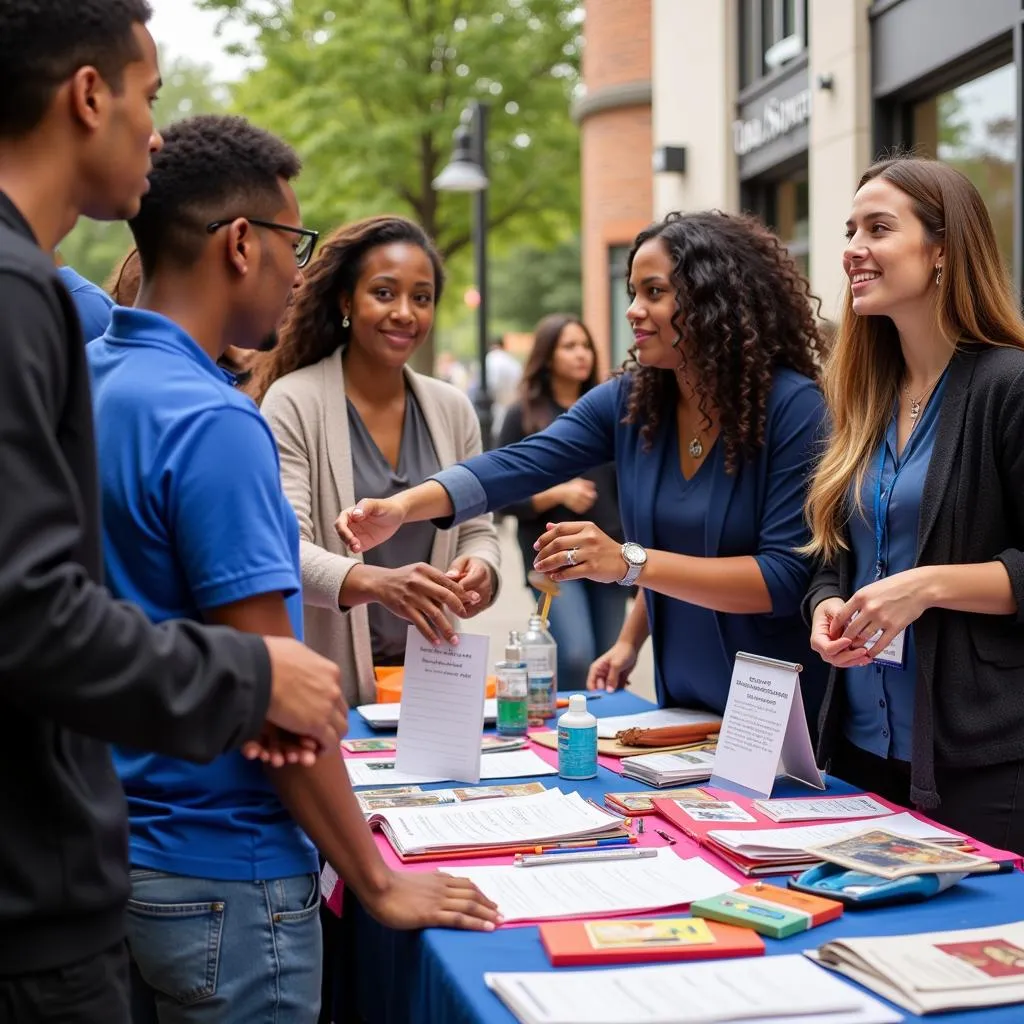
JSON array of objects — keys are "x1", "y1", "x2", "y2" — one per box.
[{"x1": 344, "y1": 690, "x2": 1024, "y2": 1024}]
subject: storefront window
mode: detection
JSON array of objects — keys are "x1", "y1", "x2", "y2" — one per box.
[
  {"x1": 740, "y1": 0, "x2": 807, "y2": 88},
  {"x1": 744, "y1": 169, "x2": 810, "y2": 278},
  {"x1": 608, "y1": 245, "x2": 633, "y2": 369},
  {"x1": 913, "y1": 63, "x2": 1017, "y2": 273}
]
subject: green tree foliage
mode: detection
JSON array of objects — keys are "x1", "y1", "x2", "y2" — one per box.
[
  {"x1": 490, "y1": 235, "x2": 581, "y2": 330},
  {"x1": 58, "y1": 52, "x2": 227, "y2": 288},
  {"x1": 199, "y1": 0, "x2": 581, "y2": 260}
]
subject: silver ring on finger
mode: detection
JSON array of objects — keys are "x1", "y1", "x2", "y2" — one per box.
[{"x1": 565, "y1": 547, "x2": 578, "y2": 567}]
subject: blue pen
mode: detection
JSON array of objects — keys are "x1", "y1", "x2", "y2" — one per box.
[{"x1": 536, "y1": 838, "x2": 634, "y2": 854}]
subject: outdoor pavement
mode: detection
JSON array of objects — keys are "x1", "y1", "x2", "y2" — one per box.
[{"x1": 467, "y1": 516, "x2": 656, "y2": 703}]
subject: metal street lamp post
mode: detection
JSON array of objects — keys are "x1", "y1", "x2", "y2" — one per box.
[{"x1": 432, "y1": 101, "x2": 492, "y2": 448}]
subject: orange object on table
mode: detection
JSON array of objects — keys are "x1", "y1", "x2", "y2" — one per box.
[{"x1": 373, "y1": 666, "x2": 497, "y2": 704}]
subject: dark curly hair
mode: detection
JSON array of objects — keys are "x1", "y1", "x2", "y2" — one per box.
[
  {"x1": 0, "y1": 0, "x2": 151, "y2": 137},
  {"x1": 248, "y1": 215, "x2": 445, "y2": 403},
  {"x1": 621, "y1": 210, "x2": 825, "y2": 473},
  {"x1": 129, "y1": 114, "x2": 301, "y2": 276}
]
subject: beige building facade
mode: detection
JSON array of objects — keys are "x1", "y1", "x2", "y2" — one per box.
[{"x1": 580, "y1": 0, "x2": 1024, "y2": 361}]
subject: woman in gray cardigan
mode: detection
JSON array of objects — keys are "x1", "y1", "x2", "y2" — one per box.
[
  {"x1": 804, "y1": 158, "x2": 1024, "y2": 851},
  {"x1": 251, "y1": 216, "x2": 500, "y2": 710}
]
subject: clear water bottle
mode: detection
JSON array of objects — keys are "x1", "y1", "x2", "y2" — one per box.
[
  {"x1": 523, "y1": 613, "x2": 557, "y2": 725},
  {"x1": 495, "y1": 631, "x2": 529, "y2": 738}
]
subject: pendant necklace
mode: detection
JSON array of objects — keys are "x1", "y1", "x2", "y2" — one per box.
[
  {"x1": 904, "y1": 359, "x2": 951, "y2": 429},
  {"x1": 688, "y1": 434, "x2": 704, "y2": 459}
]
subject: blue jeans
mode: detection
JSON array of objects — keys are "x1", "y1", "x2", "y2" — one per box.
[
  {"x1": 125, "y1": 869, "x2": 322, "y2": 1024},
  {"x1": 536, "y1": 578, "x2": 630, "y2": 690}
]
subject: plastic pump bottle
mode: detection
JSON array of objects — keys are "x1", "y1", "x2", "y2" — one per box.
[{"x1": 557, "y1": 694, "x2": 598, "y2": 780}]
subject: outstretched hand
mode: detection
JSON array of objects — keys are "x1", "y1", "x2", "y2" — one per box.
[{"x1": 335, "y1": 498, "x2": 407, "y2": 554}]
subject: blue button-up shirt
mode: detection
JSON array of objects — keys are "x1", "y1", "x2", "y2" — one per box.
[{"x1": 844, "y1": 373, "x2": 949, "y2": 760}]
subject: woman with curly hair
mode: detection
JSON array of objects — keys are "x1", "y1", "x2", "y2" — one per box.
[
  {"x1": 250, "y1": 215, "x2": 500, "y2": 709},
  {"x1": 336, "y1": 211, "x2": 829, "y2": 726},
  {"x1": 497, "y1": 313, "x2": 628, "y2": 689}
]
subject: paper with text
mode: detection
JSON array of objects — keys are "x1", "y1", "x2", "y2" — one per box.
[
  {"x1": 394, "y1": 628, "x2": 489, "y2": 784},
  {"x1": 445, "y1": 849, "x2": 735, "y2": 922},
  {"x1": 484, "y1": 954, "x2": 902, "y2": 1024},
  {"x1": 347, "y1": 748, "x2": 556, "y2": 789},
  {"x1": 371, "y1": 788, "x2": 622, "y2": 856},
  {"x1": 709, "y1": 652, "x2": 823, "y2": 799},
  {"x1": 755, "y1": 795, "x2": 893, "y2": 823}
]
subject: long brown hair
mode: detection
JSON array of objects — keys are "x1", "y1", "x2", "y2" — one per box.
[
  {"x1": 620, "y1": 210, "x2": 825, "y2": 473},
  {"x1": 520, "y1": 313, "x2": 599, "y2": 434},
  {"x1": 247, "y1": 215, "x2": 445, "y2": 402},
  {"x1": 803, "y1": 157, "x2": 1024, "y2": 560},
  {"x1": 105, "y1": 247, "x2": 141, "y2": 306}
]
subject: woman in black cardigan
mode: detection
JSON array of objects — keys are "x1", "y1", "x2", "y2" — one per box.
[{"x1": 803, "y1": 157, "x2": 1024, "y2": 852}]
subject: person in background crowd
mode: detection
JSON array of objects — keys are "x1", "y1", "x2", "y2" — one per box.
[
  {"x1": 485, "y1": 333, "x2": 523, "y2": 439},
  {"x1": 56, "y1": 257, "x2": 115, "y2": 340},
  {"x1": 0, "y1": 4, "x2": 344, "y2": 1020},
  {"x1": 497, "y1": 314, "x2": 628, "y2": 688},
  {"x1": 435, "y1": 349, "x2": 471, "y2": 392},
  {"x1": 336, "y1": 210, "x2": 830, "y2": 738},
  {"x1": 250, "y1": 216, "x2": 501, "y2": 709},
  {"x1": 804, "y1": 157, "x2": 1024, "y2": 851},
  {"x1": 90, "y1": 116, "x2": 500, "y2": 1023}
]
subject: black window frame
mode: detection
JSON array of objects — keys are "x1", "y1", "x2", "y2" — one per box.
[{"x1": 739, "y1": 0, "x2": 809, "y2": 91}]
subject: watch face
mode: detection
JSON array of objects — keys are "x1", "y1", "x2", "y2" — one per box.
[{"x1": 622, "y1": 543, "x2": 646, "y2": 566}]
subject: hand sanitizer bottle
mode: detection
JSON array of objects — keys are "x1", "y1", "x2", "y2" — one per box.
[
  {"x1": 495, "y1": 631, "x2": 529, "y2": 738},
  {"x1": 523, "y1": 613, "x2": 557, "y2": 725},
  {"x1": 557, "y1": 694, "x2": 597, "y2": 780}
]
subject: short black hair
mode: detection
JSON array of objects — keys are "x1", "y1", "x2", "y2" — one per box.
[
  {"x1": 129, "y1": 114, "x2": 302, "y2": 275},
  {"x1": 0, "y1": 1, "x2": 152, "y2": 138}
]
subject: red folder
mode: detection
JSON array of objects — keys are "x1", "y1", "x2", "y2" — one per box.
[{"x1": 539, "y1": 916, "x2": 764, "y2": 967}]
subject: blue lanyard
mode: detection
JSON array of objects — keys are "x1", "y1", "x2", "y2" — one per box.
[{"x1": 872, "y1": 435, "x2": 907, "y2": 581}]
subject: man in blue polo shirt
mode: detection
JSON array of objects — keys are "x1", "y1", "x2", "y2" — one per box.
[{"x1": 88, "y1": 114, "x2": 499, "y2": 1022}]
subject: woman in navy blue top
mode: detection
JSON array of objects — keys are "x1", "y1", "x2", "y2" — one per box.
[
  {"x1": 338, "y1": 211, "x2": 830, "y2": 733},
  {"x1": 804, "y1": 158, "x2": 1024, "y2": 850}
]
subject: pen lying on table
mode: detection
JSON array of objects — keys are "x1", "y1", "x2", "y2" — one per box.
[
  {"x1": 505, "y1": 836, "x2": 638, "y2": 856},
  {"x1": 515, "y1": 848, "x2": 658, "y2": 868}
]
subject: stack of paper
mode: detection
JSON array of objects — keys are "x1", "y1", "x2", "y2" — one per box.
[
  {"x1": 357, "y1": 697, "x2": 498, "y2": 730},
  {"x1": 345, "y1": 748, "x2": 556, "y2": 788},
  {"x1": 595, "y1": 707, "x2": 721, "y2": 740},
  {"x1": 808, "y1": 920, "x2": 1024, "y2": 1015},
  {"x1": 620, "y1": 749, "x2": 716, "y2": 787},
  {"x1": 368, "y1": 788, "x2": 626, "y2": 859},
  {"x1": 486, "y1": 954, "x2": 901, "y2": 1024},
  {"x1": 356, "y1": 781, "x2": 545, "y2": 815},
  {"x1": 447, "y1": 849, "x2": 735, "y2": 924},
  {"x1": 753, "y1": 795, "x2": 893, "y2": 823},
  {"x1": 706, "y1": 811, "x2": 966, "y2": 876}
]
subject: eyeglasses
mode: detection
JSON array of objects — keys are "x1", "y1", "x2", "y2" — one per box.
[{"x1": 206, "y1": 218, "x2": 320, "y2": 268}]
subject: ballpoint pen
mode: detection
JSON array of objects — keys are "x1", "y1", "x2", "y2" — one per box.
[
  {"x1": 525, "y1": 838, "x2": 636, "y2": 856},
  {"x1": 515, "y1": 848, "x2": 658, "y2": 867}
]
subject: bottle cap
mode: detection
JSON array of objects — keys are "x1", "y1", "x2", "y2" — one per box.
[
  {"x1": 569, "y1": 694, "x2": 586, "y2": 714},
  {"x1": 505, "y1": 630, "x2": 522, "y2": 661}
]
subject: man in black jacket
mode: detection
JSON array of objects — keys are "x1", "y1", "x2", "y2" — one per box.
[{"x1": 0, "y1": 4, "x2": 347, "y2": 1020}]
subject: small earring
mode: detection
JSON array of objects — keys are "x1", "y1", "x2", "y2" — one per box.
[
  {"x1": 935, "y1": 266, "x2": 943, "y2": 286},
  {"x1": 342, "y1": 314, "x2": 350, "y2": 328}
]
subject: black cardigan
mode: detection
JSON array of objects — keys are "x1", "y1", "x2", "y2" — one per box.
[{"x1": 803, "y1": 343, "x2": 1024, "y2": 810}]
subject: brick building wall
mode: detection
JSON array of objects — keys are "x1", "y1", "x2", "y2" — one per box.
[{"x1": 577, "y1": 0, "x2": 653, "y2": 372}]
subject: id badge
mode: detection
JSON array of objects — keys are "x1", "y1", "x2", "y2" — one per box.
[{"x1": 868, "y1": 628, "x2": 906, "y2": 669}]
